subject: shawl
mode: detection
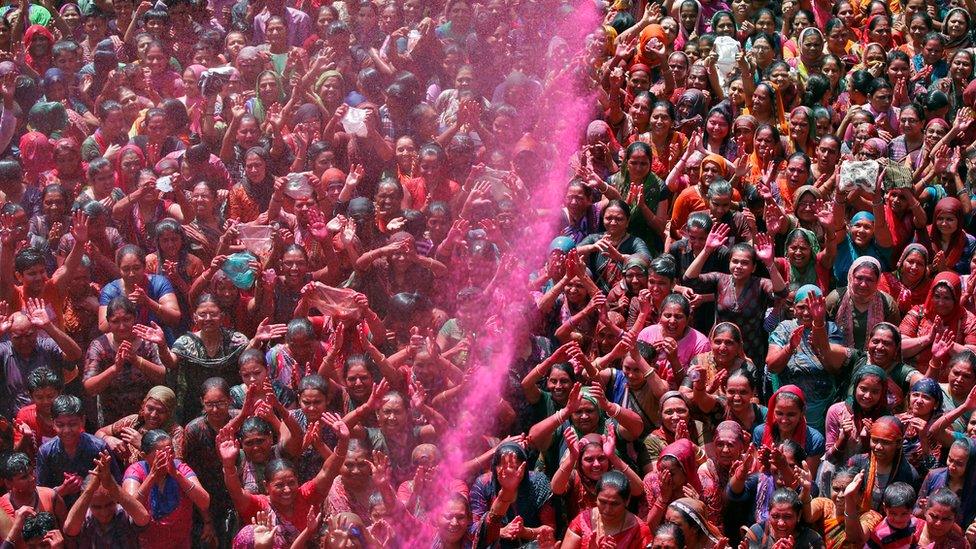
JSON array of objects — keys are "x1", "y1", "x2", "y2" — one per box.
[
  {"x1": 701, "y1": 153, "x2": 728, "y2": 179},
  {"x1": 114, "y1": 144, "x2": 146, "y2": 192},
  {"x1": 138, "y1": 460, "x2": 181, "y2": 520},
  {"x1": 249, "y1": 70, "x2": 286, "y2": 124},
  {"x1": 23, "y1": 25, "x2": 54, "y2": 75},
  {"x1": 674, "y1": 0, "x2": 704, "y2": 51},
  {"x1": 785, "y1": 228, "x2": 820, "y2": 292},
  {"x1": 835, "y1": 256, "x2": 885, "y2": 347},
  {"x1": 943, "y1": 8, "x2": 973, "y2": 51},
  {"x1": 744, "y1": 82, "x2": 788, "y2": 135},
  {"x1": 928, "y1": 197, "x2": 967, "y2": 271},
  {"x1": 635, "y1": 24, "x2": 667, "y2": 66},
  {"x1": 19, "y1": 132, "x2": 54, "y2": 184},
  {"x1": 676, "y1": 88, "x2": 708, "y2": 128},
  {"x1": 762, "y1": 385, "x2": 808, "y2": 449},
  {"x1": 844, "y1": 365, "x2": 889, "y2": 426},
  {"x1": 923, "y1": 271, "x2": 964, "y2": 332},
  {"x1": 670, "y1": 497, "x2": 722, "y2": 544},
  {"x1": 659, "y1": 439, "x2": 704, "y2": 495}
]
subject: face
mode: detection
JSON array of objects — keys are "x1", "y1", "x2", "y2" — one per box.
[
  {"x1": 729, "y1": 249, "x2": 755, "y2": 280},
  {"x1": 659, "y1": 303, "x2": 688, "y2": 337},
  {"x1": 664, "y1": 507, "x2": 693, "y2": 543},
  {"x1": 546, "y1": 368, "x2": 573, "y2": 403},
  {"x1": 789, "y1": 112, "x2": 810, "y2": 144},
  {"x1": 244, "y1": 152, "x2": 267, "y2": 183},
  {"x1": 377, "y1": 396, "x2": 408, "y2": 431},
  {"x1": 755, "y1": 127, "x2": 777, "y2": 159},
  {"x1": 923, "y1": 38, "x2": 945, "y2": 64},
  {"x1": 629, "y1": 95, "x2": 651, "y2": 126},
  {"x1": 909, "y1": 390, "x2": 937, "y2": 417},
  {"x1": 646, "y1": 273, "x2": 673, "y2": 304},
  {"x1": 768, "y1": 502, "x2": 798, "y2": 539},
  {"x1": 267, "y1": 468, "x2": 299, "y2": 507},
  {"x1": 237, "y1": 119, "x2": 260, "y2": 148},
  {"x1": 394, "y1": 137, "x2": 418, "y2": 171},
  {"x1": 711, "y1": 329, "x2": 741, "y2": 364},
  {"x1": 628, "y1": 70, "x2": 650, "y2": 94},
  {"x1": 850, "y1": 218, "x2": 875, "y2": 247},
  {"x1": 146, "y1": 45, "x2": 168, "y2": 74},
  {"x1": 140, "y1": 397, "x2": 170, "y2": 429},
  {"x1": 869, "y1": 18, "x2": 891, "y2": 43},
  {"x1": 668, "y1": 55, "x2": 689, "y2": 83},
  {"x1": 713, "y1": 430, "x2": 744, "y2": 467},
  {"x1": 374, "y1": 183, "x2": 400, "y2": 216},
  {"x1": 925, "y1": 122, "x2": 949, "y2": 148},
  {"x1": 785, "y1": 158, "x2": 808, "y2": 186},
  {"x1": 948, "y1": 361, "x2": 976, "y2": 396},
  {"x1": 867, "y1": 329, "x2": 897, "y2": 366},
  {"x1": 932, "y1": 285, "x2": 956, "y2": 316},
  {"x1": 661, "y1": 398, "x2": 689, "y2": 432},
  {"x1": 774, "y1": 396, "x2": 802, "y2": 434},
  {"x1": 726, "y1": 376, "x2": 753, "y2": 412},
  {"x1": 627, "y1": 148, "x2": 651, "y2": 179},
  {"x1": 201, "y1": 388, "x2": 230, "y2": 422},
  {"x1": 53, "y1": 414, "x2": 84, "y2": 445},
  {"x1": 855, "y1": 375, "x2": 884, "y2": 411},
  {"x1": 925, "y1": 503, "x2": 956, "y2": 538},
  {"x1": 118, "y1": 253, "x2": 145, "y2": 287},
  {"x1": 595, "y1": 484, "x2": 626, "y2": 521},
  {"x1": 240, "y1": 431, "x2": 273, "y2": 462},
  {"x1": 572, "y1": 399, "x2": 599, "y2": 433},
  {"x1": 687, "y1": 66, "x2": 709, "y2": 90},
  {"x1": 951, "y1": 52, "x2": 974, "y2": 82},
  {"x1": 849, "y1": 266, "x2": 879, "y2": 300},
  {"x1": 800, "y1": 33, "x2": 824, "y2": 60},
  {"x1": 602, "y1": 205, "x2": 628, "y2": 236},
  {"x1": 886, "y1": 505, "x2": 913, "y2": 529},
  {"x1": 436, "y1": 499, "x2": 469, "y2": 543},
  {"x1": 580, "y1": 445, "x2": 609, "y2": 479}
]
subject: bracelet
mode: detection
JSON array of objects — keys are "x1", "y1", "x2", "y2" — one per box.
[
  {"x1": 609, "y1": 403, "x2": 621, "y2": 418},
  {"x1": 811, "y1": 322, "x2": 825, "y2": 329}
]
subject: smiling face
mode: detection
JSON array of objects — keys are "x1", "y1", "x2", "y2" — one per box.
[
  {"x1": 659, "y1": 303, "x2": 688, "y2": 338},
  {"x1": 773, "y1": 395, "x2": 802, "y2": 436},
  {"x1": 651, "y1": 104, "x2": 674, "y2": 135},
  {"x1": 768, "y1": 502, "x2": 798, "y2": 539}
]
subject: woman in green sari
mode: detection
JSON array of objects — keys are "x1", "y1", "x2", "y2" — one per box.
[
  {"x1": 608, "y1": 141, "x2": 670, "y2": 254},
  {"x1": 245, "y1": 70, "x2": 286, "y2": 125}
]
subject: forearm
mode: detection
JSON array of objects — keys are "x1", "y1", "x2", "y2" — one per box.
[
  {"x1": 63, "y1": 487, "x2": 95, "y2": 536},
  {"x1": 44, "y1": 325, "x2": 83, "y2": 361},
  {"x1": 83, "y1": 367, "x2": 118, "y2": 395},
  {"x1": 684, "y1": 248, "x2": 712, "y2": 279},
  {"x1": 146, "y1": 298, "x2": 181, "y2": 326},
  {"x1": 765, "y1": 345, "x2": 792, "y2": 373},
  {"x1": 550, "y1": 456, "x2": 573, "y2": 495},
  {"x1": 133, "y1": 357, "x2": 166, "y2": 382}
]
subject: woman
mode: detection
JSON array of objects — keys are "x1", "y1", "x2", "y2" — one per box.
[
  {"x1": 663, "y1": 497, "x2": 724, "y2": 549},
  {"x1": 807, "y1": 467, "x2": 883, "y2": 549},
  {"x1": 790, "y1": 28, "x2": 826, "y2": 87},
  {"x1": 246, "y1": 70, "x2": 286, "y2": 125},
  {"x1": 113, "y1": 169, "x2": 183, "y2": 253},
  {"x1": 745, "y1": 84, "x2": 788, "y2": 136},
  {"x1": 637, "y1": 295, "x2": 710, "y2": 387},
  {"x1": 915, "y1": 438, "x2": 976, "y2": 524},
  {"x1": 683, "y1": 322, "x2": 757, "y2": 405},
  {"x1": 182, "y1": 378, "x2": 237, "y2": 548},
  {"x1": 222, "y1": 417, "x2": 346, "y2": 538},
  {"x1": 562, "y1": 471, "x2": 650, "y2": 548},
  {"x1": 702, "y1": 105, "x2": 734, "y2": 157},
  {"x1": 180, "y1": 181, "x2": 225, "y2": 265},
  {"x1": 171, "y1": 295, "x2": 265, "y2": 424},
  {"x1": 675, "y1": 89, "x2": 708, "y2": 135},
  {"x1": 827, "y1": 257, "x2": 900, "y2": 350},
  {"x1": 882, "y1": 183, "x2": 926, "y2": 260},
  {"x1": 122, "y1": 430, "x2": 210, "y2": 549},
  {"x1": 469, "y1": 443, "x2": 556, "y2": 547},
  {"x1": 773, "y1": 228, "x2": 831, "y2": 293},
  {"x1": 832, "y1": 207, "x2": 893, "y2": 287},
  {"x1": 41, "y1": 138, "x2": 86, "y2": 194},
  {"x1": 608, "y1": 141, "x2": 670, "y2": 251},
  {"x1": 643, "y1": 392, "x2": 706, "y2": 468},
  {"x1": 96, "y1": 386, "x2": 184, "y2": 468},
  {"x1": 787, "y1": 106, "x2": 817, "y2": 157},
  {"x1": 823, "y1": 366, "x2": 889, "y2": 488},
  {"x1": 879, "y1": 244, "x2": 931, "y2": 316},
  {"x1": 146, "y1": 219, "x2": 204, "y2": 327},
  {"x1": 228, "y1": 146, "x2": 276, "y2": 222},
  {"x1": 558, "y1": 180, "x2": 600, "y2": 245},
  {"x1": 899, "y1": 377, "x2": 948, "y2": 476},
  {"x1": 644, "y1": 101, "x2": 689, "y2": 180},
  {"x1": 645, "y1": 439, "x2": 705, "y2": 528},
  {"x1": 98, "y1": 245, "x2": 181, "y2": 340},
  {"x1": 576, "y1": 200, "x2": 652, "y2": 293},
  {"x1": 754, "y1": 385, "x2": 825, "y2": 473},
  {"x1": 684, "y1": 227, "x2": 787, "y2": 366},
  {"x1": 847, "y1": 416, "x2": 919, "y2": 512},
  {"x1": 923, "y1": 197, "x2": 976, "y2": 275},
  {"x1": 674, "y1": 0, "x2": 704, "y2": 51},
  {"x1": 113, "y1": 144, "x2": 145, "y2": 193},
  {"x1": 742, "y1": 488, "x2": 825, "y2": 548},
  {"x1": 900, "y1": 272, "x2": 976, "y2": 370},
  {"x1": 552, "y1": 431, "x2": 643, "y2": 527},
  {"x1": 942, "y1": 8, "x2": 972, "y2": 57}
]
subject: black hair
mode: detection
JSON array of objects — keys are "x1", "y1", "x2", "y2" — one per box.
[
  {"x1": 13, "y1": 248, "x2": 45, "y2": 274},
  {"x1": 238, "y1": 348, "x2": 266, "y2": 369},
  {"x1": 51, "y1": 394, "x2": 83, "y2": 419},
  {"x1": 0, "y1": 159, "x2": 22, "y2": 182},
  {"x1": 599, "y1": 199, "x2": 632, "y2": 231},
  {"x1": 201, "y1": 376, "x2": 230, "y2": 397},
  {"x1": 115, "y1": 244, "x2": 146, "y2": 265},
  {"x1": 653, "y1": 523, "x2": 686, "y2": 546},
  {"x1": 803, "y1": 74, "x2": 832, "y2": 107},
  {"x1": 141, "y1": 429, "x2": 171, "y2": 454},
  {"x1": 868, "y1": 77, "x2": 893, "y2": 96},
  {"x1": 264, "y1": 458, "x2": 296, "y2": 480},
  {"x1": 239, "y1": 416, "x2": 275, "y2": 440},
  {"x1": 297, "y1": 374, "x2": 329, "y2": 396},
  {"x1": 648, "y1": 254, "x2": 677, "y2": 280},
  {"x1": 595, "y1": 470, "x2": 630, "y2": 500},
  {"x1": 769, "y1": 487, "x2": 803, "y2": 513},
  {"x1": 106, "y1": 296, "x2": 138, "y2": 319},
  {"x1": 27, "y1": 366, "x2": 63, "y2": 394},
  {"x1": 21, "y1": 512, "x2": 57, "y2": 541},
  {"x1": 660, "y1": 293, "x2": 691, "y2": 316},
  {"x1": 849, "y1": 70, "x2": 875, "y2": 96},
  {"x1": 928, "y1": 487, "x2": 961, "y2": 513},
  {"x1": 883, "y1": 482, "x2": 916, "y2": 508},
  {"x1": 0, "y1": 452, "x2": 31, "y2": 480},
  {"x1": 729, "y1": 241, "x2": 758, "y2": 263}
]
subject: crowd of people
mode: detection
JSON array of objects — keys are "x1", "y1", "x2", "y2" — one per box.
[{"x1": 3, "y1": 0, "x2": 976, "y2": 547}]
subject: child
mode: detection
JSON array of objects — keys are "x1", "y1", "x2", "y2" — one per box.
[
  {"x1": 0, "y1": 453, "x2": 67, "y2": 525},
  {"x1": 867, "y1": 482, "x2": 922, "y2": 548},
  {"x1": 14, "y1": 367, "x2": 63, "y2": 458},
  {"x1": 62, "y1": 451, "x2": 149, "y2": 547},
  {"x1": 35, "y1": 395, "x2": 121, "y2": 509}
]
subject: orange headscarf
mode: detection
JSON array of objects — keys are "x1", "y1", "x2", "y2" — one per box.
[
  {"x1": 635, "y1": 24, "x2": 667, "y2": 67},
  {"x1": 701, "y1": 153, "x2": 729, "y2": 179}
]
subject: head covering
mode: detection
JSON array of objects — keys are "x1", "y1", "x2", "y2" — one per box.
[
  {"x1": 784, "y1": 228, "x2": 821, "y2": 292},
  {"x1": 762, "y1": 385, "x2": 808, "y2": 448},
  {"x1": 18, "y1": 132, "x2": 54, "y2": 184},
  {"x1": 896, "y1": 243, "x2": 929, "y2": 281},
  {"x1": 835, "y1": 256, "x2": 884, "y2": 347},
  {"x1": 677, "y1": 89, "x2": 708, "y2": 127},
  {"x1": 669, "y1": 497, "x2": 723, "y2": 545},
  {"x1": 715, "y1": 419, "x2": 745, "y2": 438},
  {"x1": 636, "y1": 24, "x2": 667, "y2": 66},
  {"x1": 674, "y1": 0, "x2": 704, "y2": 51},
  {"x1": 23, "y1": 25, "x2": 55, "y2": 74},
  {"x1": 27, "y1": 101, "x2": 68, "y2": 137},
  {"x1": 315, "y1": 69, "x2": 343, "y2": 92},
  {"x1": 622, "y1": 256, "x2": 649, "y2": 274},
  {"x1": 249, "y1": 70, "x2": 285, "y2": 124},
  {"x1": 929, "y1": 197, "x2": 966, "y2": 270},
  {"x1": 549, "y1": 236, "x2": 576, "y2": 254},
  {"x1": 794, "y1": 283, "x2": 822, "y2": 303},
  {"x1": 943, "y1": 8, "x2": 973, "y2": 50},
  {"x1": 845, "y1": 365, "x2": 889, "y2": 424},
  {"x1": 850, "y1": 211, "x2": 875, "y2": 225},
  {"x1": 924, "y1": 271, "x2": 964, "y2": 330},
  {"x1": 659, "y1": 439, "x2": 704, "y2": 495},
  {"x1": 861, "y1": 415, "x2": 905, "y2": 512},
  {"x1": 700, "y1": 153, "x2": 728, "y2": 179},
  {"x1": 862, "y1": 137, "x2": 888, "y2": 157},
  {"x1": 145, "y1": 386, "x2": 177, "y2": 410},
  {"x1": 910, "y1": 377, "x2": 945, "y2": 414},
  {"x1": 114, "y1": 144, "x2": 146, "y2": 192}
]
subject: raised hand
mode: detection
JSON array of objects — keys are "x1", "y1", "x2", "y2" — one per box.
[
  {"x1": 753, "y1": 232, "x2": 775, "y2": 265},
  {"x1": 25, "y1": 298, "x2": 51, "y2": 328},
  {"x1": 132, "y1": 321, "x2": 165, "y2": 345},
  {"x1": 495, "y1": 451, "x2": 526, "y2": 494},
  {"x1": 931, "y1": 327, "x2": 956, "y2": 361},
  {"x1": 705, "y1": 223, "x2": 731, "y2": 251},
  {"x1": 254, "y1": 317, "x2": 288, "y2": 341}
]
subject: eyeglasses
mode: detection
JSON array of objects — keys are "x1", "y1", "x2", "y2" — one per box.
[{"x1": 202, "y1": 400, "x2": 229, "y2": 410}]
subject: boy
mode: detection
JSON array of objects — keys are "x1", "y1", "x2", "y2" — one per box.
[
  {"x1": 62, "y1": 452, "x2": 148, "y2": 548},
  {"x1": 0, "y1": 453, "x2": 66, "y2": 525},
  {"x1": 867, "y1": 482, "x2": 921, "y2": 549},
  {"x1": 35, "y1": 396, "x2": 120, "y2": 509},
  {"x1": 14, "y1": 367, "x2": 63, "y2": 458}
]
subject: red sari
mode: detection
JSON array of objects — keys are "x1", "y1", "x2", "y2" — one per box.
[{"x1": 567, "y1": 508, "x2": 652, "y2": 549}]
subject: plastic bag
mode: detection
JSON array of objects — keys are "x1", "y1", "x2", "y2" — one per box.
[
  {"x1": 155, "y1": 176, "x2": 173, "y2": 193},
  {"x1": 237, "y1": 223, "x2": 274, "y2": 260},
  {"x1": 838, "y1": 160, "x2": 880, "y2": 193},
  {"x1": 221, "y1": 252, "x2": 258, "y2": 290},
  {"x1": 341, "y1": 107, "x2": 369, "y2": 138},
  {"x1": 714, "y1": 36, "x2": 740, "y2": 82},
  {"x1": 304, "y1": 284, "x2": 362, "y2": 320},
  {"x1": 284, "y1": 173, "x2": 313, "y2": 200}
]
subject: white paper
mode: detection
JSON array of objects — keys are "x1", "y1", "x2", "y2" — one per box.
[
  {"x1": 341, "y1": 107, "x2": 369, "y2": 138},
  {"x1": 838, "y1": 160, "x2": 880, "y2": 193}
]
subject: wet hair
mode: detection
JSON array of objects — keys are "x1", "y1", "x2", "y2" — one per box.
[
  {"x1": 726, "y1": 367, "x2": 757, "y2": 390},
  {"x1": 595, "y1": 470, "x2": 630, "y2": 500},
  {"x1": 116, "y1": 244, "x2": 147, "y2": 265},
  {"x1": 729, "y1": 242, "x2": 758, "y2": 263},
  {"x1": 264, "y1": 458, "x2": 296, "y2": 480},
  {"x1": 297, "y1": 374, "x2": 329, "y2": 396},
  {"x1": 27, "y1": 366, "x2": 63, "y2": 393},
  {"x1": 14, "y1": 248, "x2": 46, "y2": 274},
  {"x1": 550, "y1": 362, "x2": 577, "y2": 383},
  {"x1": 770, "y1": 487, "x2": 803, "y2": 513},
  {"x1": 707, "y1": 179, "x2": 733, "y2": 200},
  {"x1": 21, "y1": 512, "x2": 57, "y2": 541},
  {"x1": 599, "y1": 199, "x2": 632, "y2": 230},
  {"x1": 51, "y1": 394, "x2": 83, "y2": 418},
  {"x1": 947, "y1": 350, "x2": 976, "y2": 376},
  {"x1": 883, "y1": 482, "x2": 916, "y2": 508},
  {"x1": 653, "y1": 523, "x2": 686, "y2": 546},
  {"x1": 106, "y1": 295, "x2": 138, "y2": 319},
  {"x1": 648, "y1": 254, "x2": 677, "y2": 280},
  {"x1": 286, "y1": 318, "x2": 315, "y2": 340},
  {"x1": 238, "y1": 348, "x2": 266, "y2": 369},
  {"x1": 239, "y1": 416, "x2": 275, "y2": 439},
  {"x1": 803, "y1": 74, "x2": 831, "y2": 107},
  {"x1": 928, "y1": 487, "x2": 961, "y2": 513},
  {"x1": 0, "y1": 452, "x2": 31, "y2": 480},
  {"x1": 685, "y1": 211, "x2": 714, "y2": 232},
  {"x1": 0, "y1": 159, "x2": 22, "y2": 182},
  {"x1": 200, "y1": 376, "x2": 230, "y2": 397},
  {"x1": 140, "y1": 429, "x2": 171, "y2": 454},
  {"x1": 660, "y1": 293, "x2": 691, "y2": 316}
]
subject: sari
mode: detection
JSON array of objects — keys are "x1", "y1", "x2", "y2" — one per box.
[
  {"x1": 834, "y1": 256, "x2": 887, "y2": 348},
  {"x1": 19, "y1": 132, "x2": 55, "y2": 185}
]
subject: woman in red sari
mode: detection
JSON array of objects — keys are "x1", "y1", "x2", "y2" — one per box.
[
  {"x1": 921, "y1": 197, "x2": 976, "y2": 275},
  {"x1": 900, "y1": 271, "x2": 976, "y2": 374},
  {"x1": 563, "y1": 470, "x2": 652, "y2": 549}
]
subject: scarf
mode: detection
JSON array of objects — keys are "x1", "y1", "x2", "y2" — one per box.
[
  {"x1": 929, "y1": 197, "x2": 966, "y2": 271},
  {"x1": 677, "y1": 89, "x2": 708, "y2": 128},
  {"x1": 635, "y1": 24, "x2": 667, "y2": 67},
  {"x1": 762, "y1": 385, "x2": 808, "y2": 449},
  {"x1": 23, "y1": 25, "x2": 54, "y2": 75},
  {"x1": 785, "y1": 228, "x2": 820, "y2": 291},
  {"x1": 19, "y1": 132, "x2": 54, "y2": 184},
  {"x1": 671, "y1": 498, "x2": 721, "y2": 544},
  {"x1": 142, "y1": 460, "x2": 181, "y2": 520},
  {"x1": 674, "y1": 0, "x2": 704, "y2": 51},
  {"x1": 845, "y1": 365, "x2": 889, "y2": 426},
  {"x1": 659, "y1": 439, "x2": 704, "y2": 495},
  {"x1": 860, "y1": 416, "x2": 905, "y2": 513},
  {"x1": 114, "y1": 144, "x2": 146, "y2": 192},
  {"x1": 835, "y1": 256, "x2": 885, "y2": 347},
  {"x1": 250, "y1": 70, "x2": 286, "y2": 124},
  {"x1": 924, "y1": 271, "x2": 964, "y2": 333},
  {"x1": 943, "y1": 8, "x2": 973, "y2": 50}
]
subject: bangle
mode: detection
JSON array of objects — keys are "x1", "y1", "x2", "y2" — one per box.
[
  {"x1": 609, "y1": 403, "x2": 621, "y2": 418},
  {"x1": 812, "y1": 322, "x2": 825, "y2": 329}
]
